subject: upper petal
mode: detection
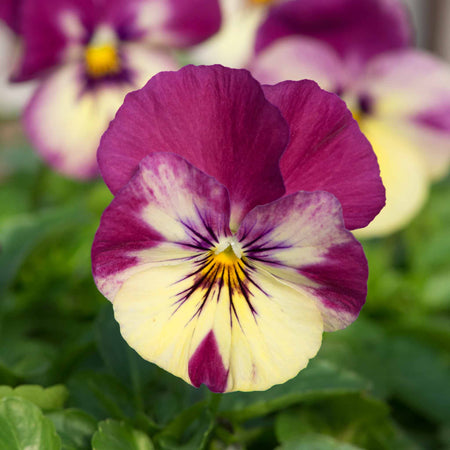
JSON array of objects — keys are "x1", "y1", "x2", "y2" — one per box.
[
  {"x1": 255, "y1": 0, "x2": 412, "y2": 73},
  {"x1": 249, "y1": 36, "x2": 346, "y2": 92},
  {"x1": 263, "y1": 79, "x2": 385, "y2": 230},
  {"x1": 98, "y1": 65, "x2": 289, "y2": 227},
  {"x1": 138, "y1": 0, "x2": 221, "y2": 48},
  {"x1": 0, "y1": 0, "x2": 19, "y2": 32},
  {"x1": 237, "y1": 190, "x2": 368, "y2": 331},
  {"x1": 14, "y1": 0, "x2": 95, "y2": 80}
]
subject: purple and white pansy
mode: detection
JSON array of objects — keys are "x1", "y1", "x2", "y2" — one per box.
[
  {"x1": 0, "y1": 0, "x2": 35, "y2": 118},
  {"x1": 92, "y1": 65, "x2": 385, "y2": 392},
  {"x1": 14, "y1": 0, "x2": 220, "y2": 178},
  {"x1": 249, "y1": 0, "x2": 450, "y2": 237}
]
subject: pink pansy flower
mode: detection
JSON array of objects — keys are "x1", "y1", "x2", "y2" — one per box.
[
  {"x1": 0, "y1": 0, "x2": 35, "y2": 118},
  {"x1": 92, "y1": 65, "x2": 385, "y2": 392},
  {"x1": 250, "y1": 0, "x2": 450, "y2": 237},
  {"x1": 14, "y1": 0, "x2": 220, "y2": 178}
]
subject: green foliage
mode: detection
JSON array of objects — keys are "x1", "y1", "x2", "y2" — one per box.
[
  {"x1": 92, "y1": 419, "x2": 154, "y2": 450},
  {"x1": 0, "y1": 137, "x2": 449, "y2": 448},
  {"x1": 0, "y1": 384, "x2": 68, "y2": 410},
  {"x1": 0, "y1": 397, "x2": 61, "y2": 449}
]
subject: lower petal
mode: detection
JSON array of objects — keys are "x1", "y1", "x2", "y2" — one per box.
[
  {"x1": 355, "y1": 118, "x2": 429, "y2": 238},
  {"x1": 113, "y1": 261, "x2": 323, "y2": 393}
]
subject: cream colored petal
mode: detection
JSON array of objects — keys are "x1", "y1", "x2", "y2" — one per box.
[
  {"x1": 113, "y1": 262, "x2": 323, "y2": 392},
  {"x1": 355, "y1": 118, "x2": 429, "y2": 238}
]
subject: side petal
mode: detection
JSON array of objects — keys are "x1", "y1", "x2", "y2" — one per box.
[
  {"x1": 131, "y1": 0, "x2": 221, "y2": 48},
  {"x1": 255, "y1": 0, "x2": 412, "y2": 73},
  {"x1": 98, "y1": 65, "x2": 289, "y2": 227},
  {"x1": 113, "y1": 254, "x2": 323, "y2": 392},
  {"x1": 359, "y1": 50, "x2": 450, "y2": 179},
  {"x1": 263, "y1": 79, "x2": 385, "y2": 230},
  {"x1": 237, "y1": 190, "x2": 367, "y2": 331},
  {"x1": 249, "y1": 36, "x2": 346, "y2": 91},
  {"x1": 355, "y1": 118, "x2": 429, "y2": 238},
  {"x1": 92, "y1": 152, "x2": 231, "y2": 301}
]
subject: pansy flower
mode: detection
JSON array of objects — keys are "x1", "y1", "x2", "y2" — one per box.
[
  {"x1": 190, "y1": 0, "x2": 281, "y2": 68},
  {"x1": 14, "y1": 0, "x2": 220, "y2": 178},
  {"x1": 0, "y1": 0, "x2": 35, "y2": 118},
  {"x1": 92, "y1": 65, "x2": 385, "y2": 392},
  {"x1": 249, "y1": 0, "x2": 450, "y2": 237}
]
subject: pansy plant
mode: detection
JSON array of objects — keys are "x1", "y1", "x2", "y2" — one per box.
[
  {"x1": 92, "y1": 65, "x2": 385, "y2": 392},
  {"x1": 14, "y1": 0, "x2": 220, "y2": 178},
  {"x1": 250, "y1": 0, "x2": 450, "y2": 237}
]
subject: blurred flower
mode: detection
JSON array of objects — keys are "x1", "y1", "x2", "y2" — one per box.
[
  {"x1": 0, "y1": 0, "x2": 35, "y2": 118},
  {"x1": 14, "y1": 0, "x2": 220, "y2": 178},
  {"x1": 190, "y1": 0, "x2": 281, "y2": 68},
  {"x1": 92, "y1": 65, "x2": 384, "y2": 392},
  {"x1": 250, "y1": 0, "x2": 450, "y2": 237}
]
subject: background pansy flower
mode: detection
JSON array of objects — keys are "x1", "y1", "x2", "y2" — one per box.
[
  {"x1": 249, "y1": 0, "x2": 450, "y2": 237},
  {"x1": 13, "y1": 0, "x2": 220, "y2": 179},
  {"x1": 190, "y1": 0, "x2": 281, "y2": 69},
  {"x1": 0, "y1": 0, "x2": 35, "y2": 118},
  {"x1": 92, "y1": 65, "x2": 385, "y2": 392}
]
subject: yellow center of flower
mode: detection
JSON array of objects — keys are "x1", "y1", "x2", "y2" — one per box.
[
  {"x1": 85, "y1": 44, "x2": 120, "y2": 78},
  {"x1": 249, "y1": 0, "x2": 275, "y2": 4}
]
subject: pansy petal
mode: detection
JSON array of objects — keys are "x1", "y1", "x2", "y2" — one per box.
[
  {"x1": 249, "y1": 36, "x2": 345, "y2": 91},
  {"x1": 143, "y1": 0, "x2": 221, "y2": 47},
  {"x1": 256, "y1": 0, "x2": 412, "y2": 73},
  {"x1": 237, "y1": 191, "x2": 367, "y2": 331},
  {"x1": 263, "y1": 79, "x2": 385, "y2": 230},
  {"x1": 92, "y1": 152, "x2": 232, "y2": 301},
  {"x1": 190, "y1": 0, "x2": 267, "y2": 68},
  {"x1": 114, "y1": 262, "x2": 322, "y2": 392},
  {"x1": 355, "y1": 118, "x2": 429, "y2": 238},
  {"x1": 23, "y1": 46, "x2": 177, "y2": 179},
  {"x1": 14, "y1": 0, "x2": 95, "y2": 80},
  {"x1": 93, "y1": 151, "x2": 323, "y2": 392},
  {"x1": 98, "y1": 65, "x2": 289, "y2": 227},
  {"x1": 0, "y1": 22, "x2": 35, "y2": 118},
  {"x1": 359, "y1": 50, "x2": 450, "y2": 179},
  {"x1": 0, "y1": 0, "x2": 18, "y2": 32}
]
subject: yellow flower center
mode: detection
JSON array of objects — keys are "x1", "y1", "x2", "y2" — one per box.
[
  {"x1": 249, "y1": 0, "x2": 275, "y2": 4},
  {"x1": 85, "y1": 43, "x2": 120, "y2": 78}
]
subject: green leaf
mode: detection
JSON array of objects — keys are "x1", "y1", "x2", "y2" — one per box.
[
  {"x1": 155, "y1": 400, "x2": 215, "y2": 450},
  {"x1": 0, "y1": 206, "x2": 87, "y2": 293},
  {"x1": 92, "y1": 419, "x2": 154, "y2": 450},
  {"x1": 275, "y1": 393, "x2": 417, "y2": 450},
  {"x1": 388, "y1": 337, "x2": 450, "y2": 423},
  {"x1": 219, "y1": 360, "x2": 369, "y2": 422},
  {"x1": 0, "y1": 384, "x2": 68, "y2": 410},
  {"x1": 0, "y1": 396, "x2": 61, "y2": 449},
  {"x1": 67, "y1": 371, "x2": 135, "y2": 421},
  {"x1": 278, "y1": 434, "x2": 362, "y2": 450},
  {"x1": 95, "y1": 304, "x2": 154, "y2": 404},
  {"x1": 46, "y1": 409, "x2": 97, "y2": 450}
]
